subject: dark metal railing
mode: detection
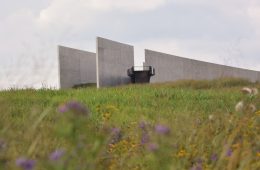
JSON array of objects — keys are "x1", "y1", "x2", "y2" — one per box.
[{"x1": 127, "y1": 66, "x2": 155, "y2": 83}]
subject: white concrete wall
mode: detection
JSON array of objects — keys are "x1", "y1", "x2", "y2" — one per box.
[
  {"x1": 145, "y1": 49, "x2": 260, "y2": 83},
  {"x1": 59, "y1": 46, "x2": 96, "y2": 89},
  {"x1": 96, "y1": 37, "x2": 134, "y2": 88}
]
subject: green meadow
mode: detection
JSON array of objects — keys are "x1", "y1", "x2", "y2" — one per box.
[{"x1": 0, "y1": 78, "x2": 259, "y2": 170}]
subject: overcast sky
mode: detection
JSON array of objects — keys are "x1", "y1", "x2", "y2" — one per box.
[{"x1": 1, "y1": 0, "x2": 260, "y2": 89}]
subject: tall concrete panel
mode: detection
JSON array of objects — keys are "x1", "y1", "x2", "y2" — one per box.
[
  {"x1": 96, "y1": 37, "x2": 134, "y2": 88},
  {"x1": 59, "y1": 46, "x2": 96, "y2": 89},
  {"x1": 145, "y1": 49, "x2": 260, "y2": 83}
]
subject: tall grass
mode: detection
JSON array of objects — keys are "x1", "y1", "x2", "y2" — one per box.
[{"x1": 0, "y1": 78, "x2": 259, "y2": 170}]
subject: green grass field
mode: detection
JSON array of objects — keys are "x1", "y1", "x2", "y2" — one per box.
[{"x1": 0, "y1": 78, "x2": 259, "y2": 170}]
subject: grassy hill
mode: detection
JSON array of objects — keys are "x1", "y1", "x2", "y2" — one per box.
[{"x1": 0, "y1": 78, "x2": 259, "y2": 170}]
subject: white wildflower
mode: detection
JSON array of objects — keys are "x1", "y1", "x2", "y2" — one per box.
[
  {"x1": 241, "y1": 87, "x2": 252, "y2": 94},
  {"x1": 248, "y1": 104, "x2": 256, "y2": 113},
  {"x1": 235, "y1": 101, "x2": 244, "y2": 112},
  {"x1": 208, "y1": 114, "x2": 214, "y2": 121},
  {"x1": 251, "y1": 88, "x2": 258, "y2": 96}
]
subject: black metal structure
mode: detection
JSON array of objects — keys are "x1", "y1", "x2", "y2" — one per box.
[{"x1": 127, "y1": 66, "x2": 155, "y2": 83}]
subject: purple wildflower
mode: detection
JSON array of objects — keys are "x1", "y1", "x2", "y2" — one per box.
[
  {"x1": 155, "y1": 124, "x2": 170, "y2": 135},
  {"x1": 190, "y1": 164, "x2": 202, "y2": 170},
  {"x1": 16, "y1": 157, "x2": 35, "y2": 170},
  {"x1": 58, "y1": 101, "x2": 89, "y2": 115},
  {"x1": 49, "y1": 149, "x2": 65, "y2": 161},
  {"x1": 67, "y1": 101, "x2": 88, "y2": 115},
  {"x1": 197, "y1": 158, "x2": 203, "y2": 164},
  {"x1": 211, "y1": 153, "x2": 218, "y2": 161},
  {"x1": 0, "y1": 139, "x2": 6, "y2": 150},
  {"x1": 110, "y1": 128, "x2": 122, "y2": 144},
  {"x1": 58, "y1": 104, "x2": 68, "y2": 113},
  {"x1": 139, "y1": 121, "x2": 146, "y2": 130},
  {"x1": 147, "y1": 143, "x2": 159, "y2": 152},
  {"x1": 226, "y1": 148, "x2": 232, "y2": 157},
  {"x1": 191, "y1": 158, "x2": 203, "y2": 170},
  {"x1": 111, "y1": 128, "x2": 120, "y2": 135},
  {"x1": 141, "y1": 133, "x2": 149, "y2": 145}
]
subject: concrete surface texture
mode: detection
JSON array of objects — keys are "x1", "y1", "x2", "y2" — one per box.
[
  {"x1": 145, "y1": 49, "x2": 260, "y2": 83},
  {"x1": 59, "y1": 46, "x2": 96, "y2": 89},
  {"x1": 96, "y1": 37, "x2": 134, "y2": 88}
]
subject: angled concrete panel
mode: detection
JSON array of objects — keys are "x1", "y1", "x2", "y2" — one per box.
[
  {"x1": 96, "y1": 37, "x2": 134, "y2": 88},
  {"x1": 59, "y1": 46, "x2": 96, "y2": 89},
  {"x1": 145, "y1": 49, "x2": 260, "y2": 83},
  {"x1": 144, "y1": 50, "x2": 185, "y2": 82}
]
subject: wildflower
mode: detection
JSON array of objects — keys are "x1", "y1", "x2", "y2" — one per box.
[
  {"x1": 194, "y1": 118, "x2": 202, "y2": 126},
  {"x1": 49, "y1": 149, "x2": 65, "y2": 161},
  {"x1": 130, "y1": 141, "x2": 137, "y2": 148},
  {"x1": 67, "y1": 101, "x2": 88, "y2": 115},
  {"x1": 0, "y1": 139, "x2": 6, "y2": 150},
  {"x1": 111, "y1": 128, "x2": 120, "y2": 135},
  {"x1": 58, "y1": 101, "x2": 89, "y2": 115},
  {"x1": 190, "y1": 164, "x2": 202, "y2": 170},
  {"x1": 208, "y1": 114, "x2": 214, "y2": 121},
  {"x1": 16, "y1": 157, "x2": 35, "y2": 170},
  {"x1": 248, "y1": 104, "x2": 256, "y2": 113},
  {"x1": 102, "y1": 111, "x2": 112, "y2": 121},
  {"x1": 257, "y1": 151, "x2": 260, "y2": 157},
  {"x1": 139, "y1": 121, "x2": 146, "y2": 130},
  {"x1": 241, "y1": 87, "x2": 258, "y2": 95},
  {"x1": 196, "y1": 158, "x2": 203, "y2": 164},
  {"x1": 108, "y1": 143, "x2": 115, "y2": 153},
  {"x1": 147, "y1": 143, "x2": 159, "y2": 152},
  {"x1": 251, "y1": 88, "x2": 258, "y2": 95},
  {"x1": 155, "y1": 124, "x2": 170, "y2": 135},
  {"x1": 141, "y1": 133, "x2": 149, "y2": 145},
  {"x1": 256, "y1": 110, "x2": 260, "y2": 116},
  {"x1": 235, "y1": 101, "x2": 244, "y2": 112},
  {"x1": 241, "y1": 87, "x2": 252, "y2": 94},
  {"x1": 211, "y1": 153, "x2": 218, "y2": 161},
  {"x1": 177, "y1": 149, "x2": 187, "y2": 157},
  {"x1": 226, "y1": 148, "x2": 232, "y2": 157},
  {"x1": 57, "y1": 104, "x2": 68, "y2": 113},
  {"x1": 110, "y1": 128, "x2": 122, "y2": 144},
  {"x1": 232, "y1": 143, "x2": 240, "y2": 149}
]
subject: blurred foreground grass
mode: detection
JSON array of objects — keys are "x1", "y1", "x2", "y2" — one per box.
[{"x1": 0, "y1": 78, "x2": 259, "y2": 170}]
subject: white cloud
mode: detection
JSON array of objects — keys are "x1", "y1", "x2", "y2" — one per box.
[
  {"x1": 37, "y1": 0, "x2": 168, "y2": 32},
  {"x1": 37, "y1": 0, "x2": 95, "y2": 31},
  {"x1": 0, "y1": 8, "x2": 59, "y2": 89},
  {"x1": 248, "y1": 6, "x2": 260, "y2": 36},
  {"x1": 88, "y1": 0, "x2": 168, "y2": 11}
]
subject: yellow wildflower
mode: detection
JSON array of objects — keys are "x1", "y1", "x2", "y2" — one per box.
[
  {"x1": 177, "y1": 149, "x2": 187, "y2": 157},
  {"x1": 108, "y1": 144, "x2": 115, "y2": 153},
  {"x1": 231, "y1": 143, "x2": 240, "y2": 149},
  {"x1": 102, "y1": 112, "x2": 111, "y2": 121}
]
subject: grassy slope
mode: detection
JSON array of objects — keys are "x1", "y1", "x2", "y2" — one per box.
[{"x1": 0, "y1": 78, "x2": 259, "y2": 170}]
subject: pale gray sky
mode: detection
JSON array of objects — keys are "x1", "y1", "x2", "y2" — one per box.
[{"x1": 1, "y1": 0, "x2": 260, "y2": 89}]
